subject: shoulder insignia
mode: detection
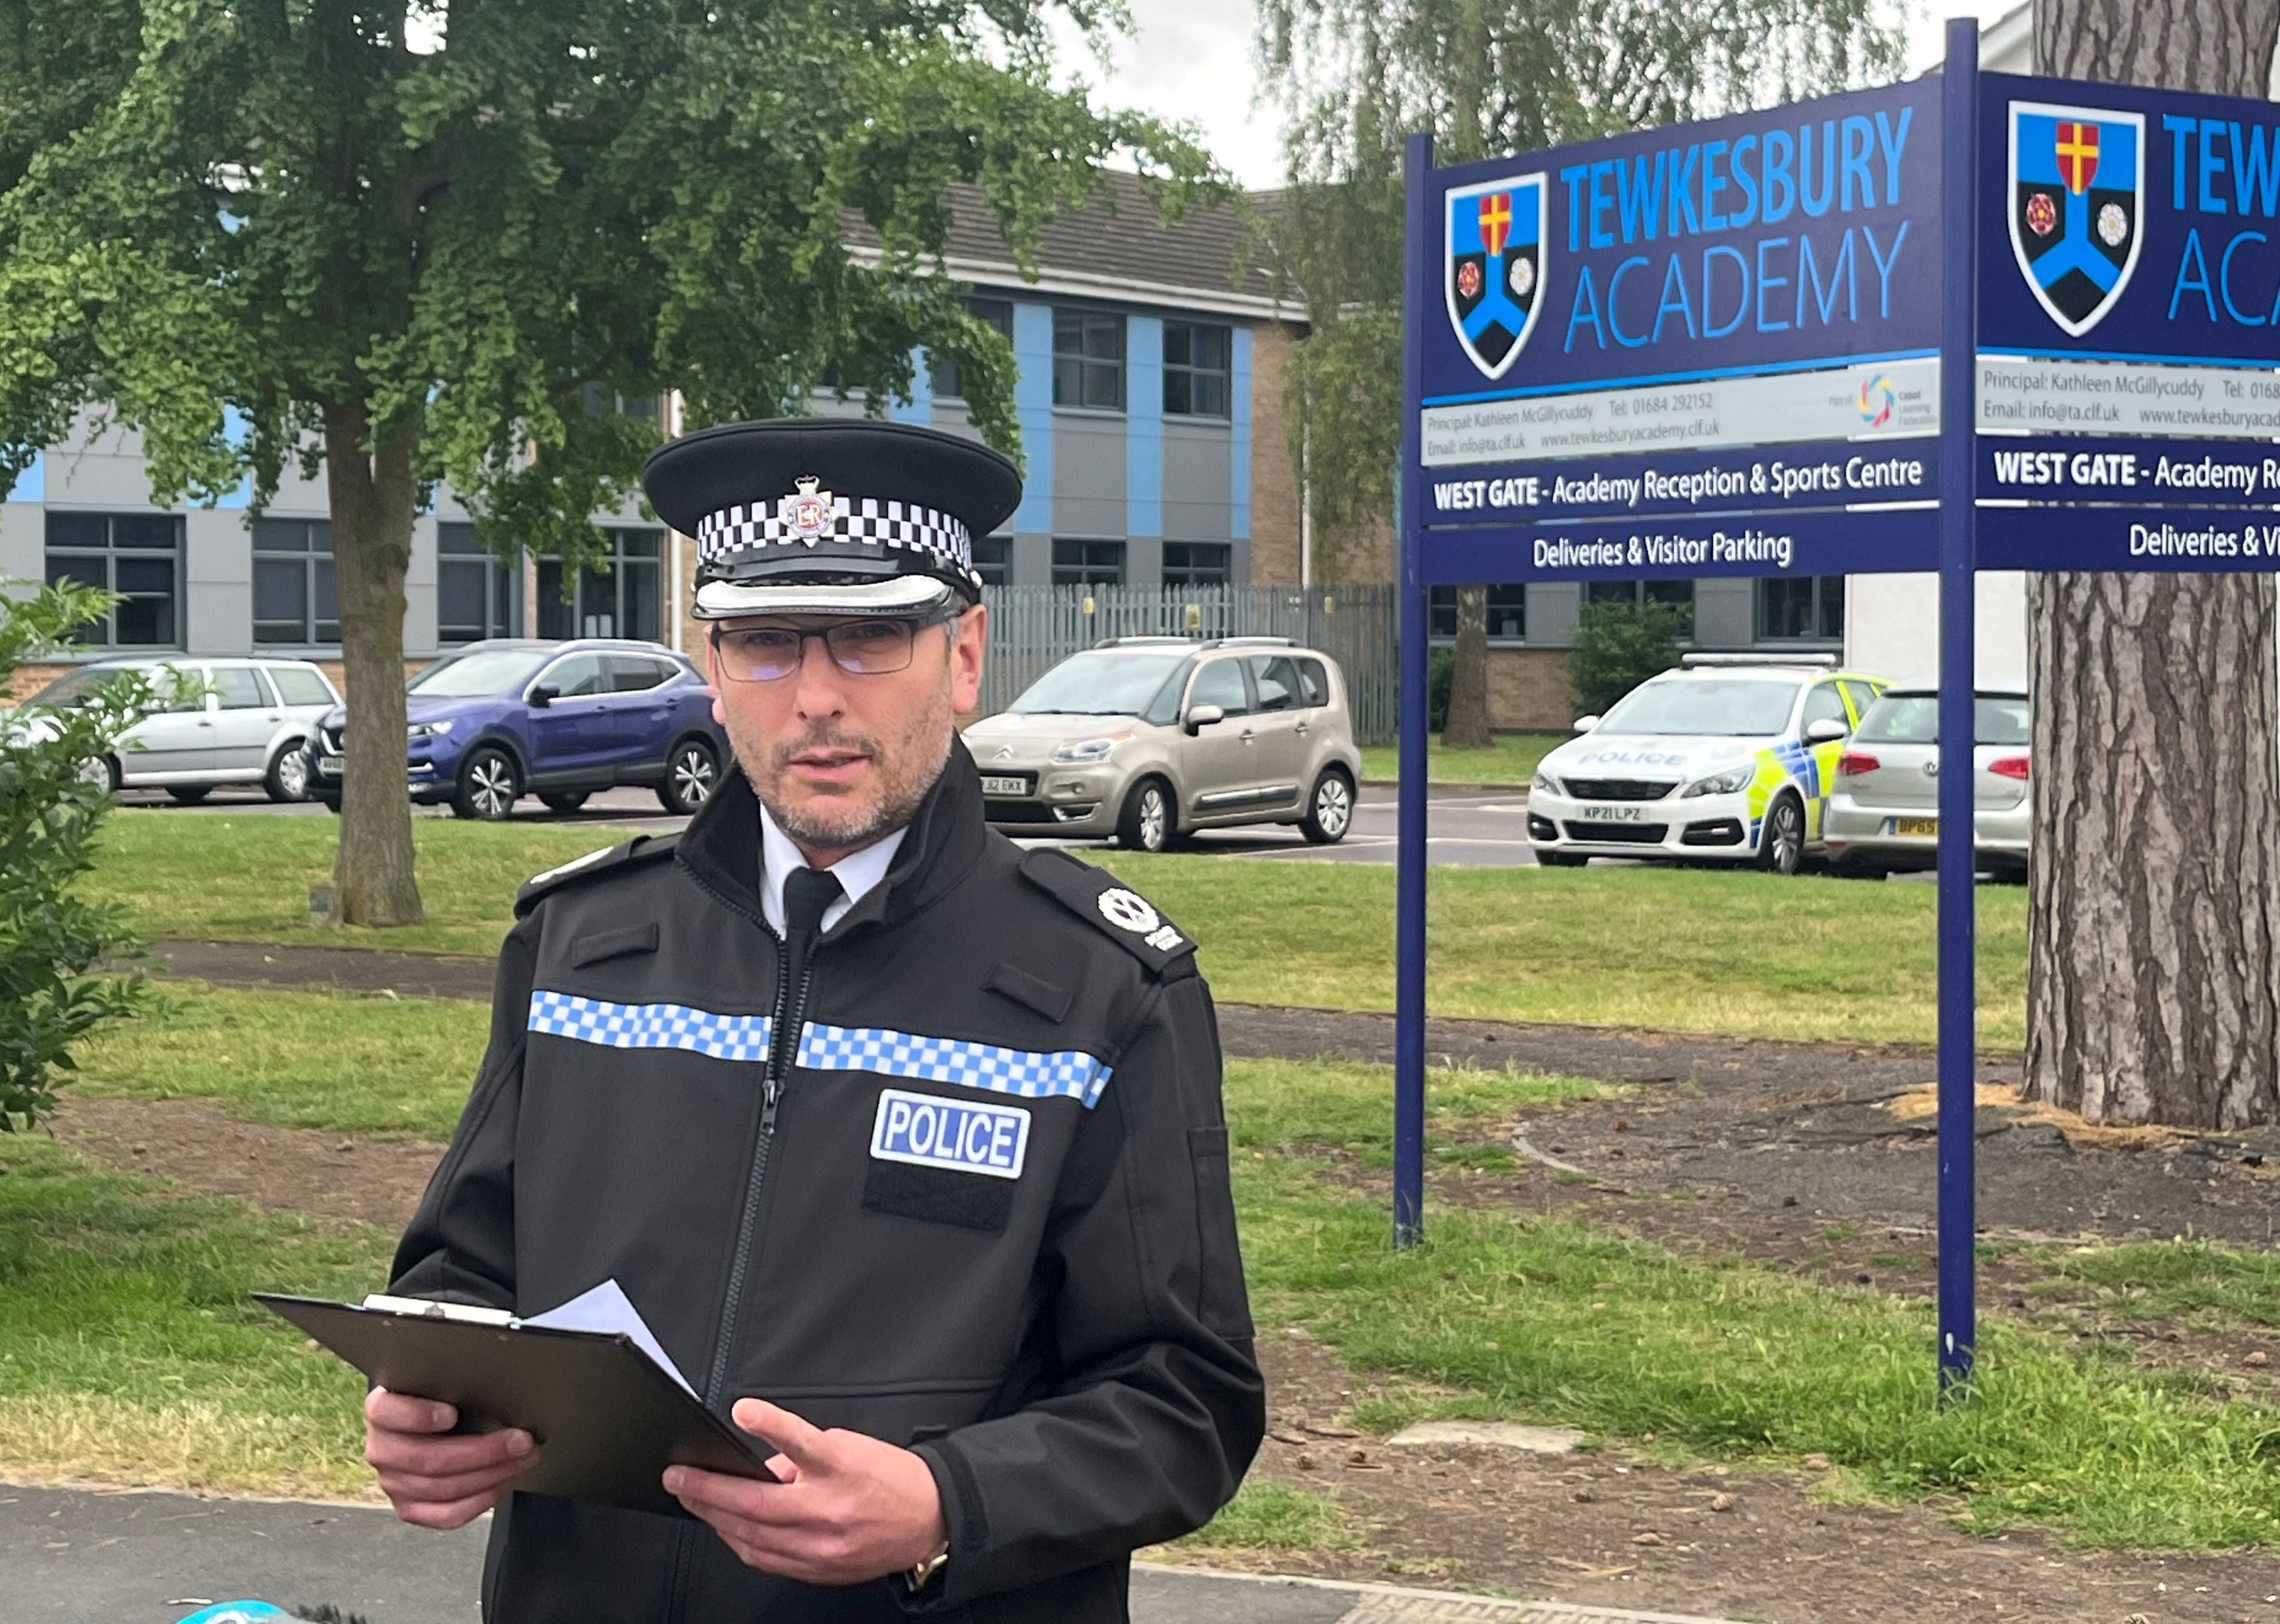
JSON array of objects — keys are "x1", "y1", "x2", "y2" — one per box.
[
  {"x1": 515, "y1": 833, "x2": 680, "y2": 916},
  {"x1": 1017, "y1": 849, "x2": 1195, "y2": 975}
]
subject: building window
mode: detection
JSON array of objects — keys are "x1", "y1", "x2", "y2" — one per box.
[
  {"x1": 1162, "y1": 322, "x2": 1232, "y2": 419},
  {"x1": 1052, "y1": 538, "x2": 1126, "y2": 586},
  {"x1": 1428, "y1": 584, "x2": 1527, "y2": 641},
  {"x1": 44, "y1": 512, "x2": 182, "y2": 648},
  {"x1": 438, "y1": 522, "x2": 522, "y2": 645},
  {"x1": 1163, "y1": 542, "x2": 1232, "y2": 586},
  {"x1": 1051, "y1": 311, "x2": 1124, "y2": 412},
  {"x1": 249, "y1": 517, "x2": 337, "y2": 646},
  {"x1": 1585, "y1": 578, "x2": 1695, "y2": 638},
  {"x1": 579, "y1": 384, "x2": 660, "y2": 422},
  {"x1": 930, "y1": 299, "x2": 1015, "y2": 401},
  {"x1": 971, "y1": 535, "x2": 1013, "y2": 588},
  {"x1": 1757, "y1": 575, "x2": 1845, "y2": 641},
  {"x1": 538, "y1": 527, "x2": 662, "y2": 641}
]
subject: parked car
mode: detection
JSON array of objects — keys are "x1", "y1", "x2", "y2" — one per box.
[
  {"x1": 14, "y1": 655, "x2": 338, "y2": 802},
  {"x1": 962, "y1": 636, "x2": 1363, "y2": 852},
  {"x1": 1527, "y1": 654, "x2": 1891, "y2": 875},
  {"x1": 1822, "y1": 687, "x2": 2031, "y2": 881},
  {"x1": 307, "y1": 638, "x2": 726, "y2": 819}
]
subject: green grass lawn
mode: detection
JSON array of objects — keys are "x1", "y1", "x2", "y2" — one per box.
[
  {"x1": 1356, "y1": 732, "x2": 1567, "y2": 784},
  {"x1": 90, "y1": 812, "x2": 2030, "y2": 1049}
]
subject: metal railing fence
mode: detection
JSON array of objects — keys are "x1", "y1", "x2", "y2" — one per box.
[{"x1": 975, "y1": 582, "x2": 1397, "y2": 743}]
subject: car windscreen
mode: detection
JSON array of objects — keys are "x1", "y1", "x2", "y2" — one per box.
[
  {"x1": 1010, "y1": 651, "x2": 1192, "y2": 718},
  {"x1": 1596, "y1": 678, "x2": 1802, "y2": 737},
  {"x1": 408, "y1": 649, "x2": 548, "y2": 698},
  {"x1": 1856, "y1": 694, "x2": 2031, "y2": 747}
]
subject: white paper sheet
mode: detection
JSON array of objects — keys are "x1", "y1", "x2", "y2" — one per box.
[{"x1": 520, "y1": 1279, "x2": 699, "y2": 1399}]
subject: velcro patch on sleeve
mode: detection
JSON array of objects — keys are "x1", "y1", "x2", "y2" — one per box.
[{"x1": 1016, "y1": 849, "x2": 1196, "y2": 976}]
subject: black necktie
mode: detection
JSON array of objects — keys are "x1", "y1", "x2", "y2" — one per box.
[{"x1": 783, "y1": 866, "x2": 844, "y2": 947}]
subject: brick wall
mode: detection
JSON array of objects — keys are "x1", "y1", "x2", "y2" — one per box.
[
  {"x1": 1247, "y1": 321, "x2": 1303, "y2": 586},
  {"x1": 1486, "y1": 648, "x2": 1575, "y2": 730}
]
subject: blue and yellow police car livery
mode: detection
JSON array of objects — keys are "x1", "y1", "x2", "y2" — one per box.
[{"x1": 1528, "y1": 655, "x2": 1889, "y2": 876}]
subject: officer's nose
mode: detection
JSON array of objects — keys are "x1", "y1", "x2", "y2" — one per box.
[{"x1": 791, "y1": 633, "x2": 850, "y2": 723}]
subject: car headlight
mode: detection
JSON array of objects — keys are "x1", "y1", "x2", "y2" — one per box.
[
  {"x1": 1050, "y1": 734, "x2": 1127, "y2": 764},
  {"x1": 1530, "y1": 772, "x2": 1559, "y2": 797},
  {"x1": 407, "y1": 720, "x2": 455, "y2": 741},
  {"x1": 1681, "y1": 765, "x2": 1753, "y2": 797}
]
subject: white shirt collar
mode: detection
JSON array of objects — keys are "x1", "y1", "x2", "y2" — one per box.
[{"x1": 756, "y1": 800, "x2": 907, "y2": 937}]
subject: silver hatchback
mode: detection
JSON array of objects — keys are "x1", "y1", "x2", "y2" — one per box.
[
  {"x1": 19, "y1": 655, "x2": 341, "y2": 803},
  {"x1": 962, "y1": 637, "x2": 1363, "y2": 851},
  {"x1": 1822, "y1": 687, "x2": 2031, "y2": 879}
]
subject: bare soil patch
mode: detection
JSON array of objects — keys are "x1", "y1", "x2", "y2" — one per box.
[
  {"x1": 1169, "y1": 1336, "x2": 2280, "y2": 1624},
  {"x1": 47, "y1": 1096, "x2": 443, "y2": 1231}
]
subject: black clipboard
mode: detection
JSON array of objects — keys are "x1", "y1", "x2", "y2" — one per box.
[{"x1": 257, "y1": 1292, "x2": 779, "y2": 1518}]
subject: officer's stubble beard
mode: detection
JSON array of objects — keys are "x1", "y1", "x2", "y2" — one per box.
[{"x1": 728, "y1": 640, "x2": 955, "y2": 855}]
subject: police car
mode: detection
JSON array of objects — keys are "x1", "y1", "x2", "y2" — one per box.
[{"x1": 1528, "y1": 655, "x2": 1890, "y2": 875}]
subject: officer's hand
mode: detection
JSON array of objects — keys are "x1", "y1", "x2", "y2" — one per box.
[
  {"x1": 364, "y1": 1387, "x2": 539, "y2": 1530},
  {"x1": 665, "y1": 1398, "x2": 947, "y2": 1586}
]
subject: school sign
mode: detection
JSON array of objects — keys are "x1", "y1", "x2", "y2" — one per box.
[{"x1": 1391, "y1": 25, "x2": 2280, "y2": 1393}]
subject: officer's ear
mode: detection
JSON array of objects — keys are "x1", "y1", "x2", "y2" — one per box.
[{"x1": 949, "y1": 601, "x2": 988, "y2": 715}]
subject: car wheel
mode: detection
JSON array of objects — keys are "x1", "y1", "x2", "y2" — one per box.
[
  {"x1": 451, "y1": 745, "x2": 521, "y2": 821},
  {"x1": 166, "y1": 786, "x2": 212, "y2": 805},
  {"x1": 265, "y1": 745, "x2": 312, "y2": 803},
  {"x1": 80, "y1": 755, "x2": 119, "y2": 794},
  {"x1": 1299, "y1": 767, "x2": 1355, "y2": 844},
  {"x1": 1536, "y1": 849, "x2": 1589, "y2": 868},
  {"x1": 1116, "y1": 778, "x2": 1173, "y2": 853},
  {"x1": 319, "y1": 797, "x2": 342, "y2": 815},
  {"x1": 1756, "y1": 794, "x2": 1806, "y2": 876},
  {"x1": 539, "y1": 791, "x2": 591, "y2": 814},
  {"x1": 657, "y1": 737, "x2": 720, "y2": 816}
]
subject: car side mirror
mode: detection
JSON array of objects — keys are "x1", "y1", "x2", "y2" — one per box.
[
  {"x1": 1572, "y1": 714, "x2": 1601, "y2": 733},
  {"x1": 528, "y1": 684, "x2": 558, "y2": 708},
  {"x1": 1184, "y1": 703, "x2": 1225, "y2": 736},
  {"x1": 1804, "y1": 717, "x2": 1848, "y2": 744}
]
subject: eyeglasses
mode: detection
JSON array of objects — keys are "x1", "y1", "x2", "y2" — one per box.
[{"x1": 710, "y1": 616, "x2": 947, "y2": 683}]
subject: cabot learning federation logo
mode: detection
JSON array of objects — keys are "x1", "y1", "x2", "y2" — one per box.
[
  {"x1": 1446, "y1": 173, "x2": 1547, "y2": 378},
  {"x1": 2008, "y1": 100, "x2": 2145, "y2": 337},
  {"x1": 1857, "y1": 373, "x2": 1896, "y2": 429}
]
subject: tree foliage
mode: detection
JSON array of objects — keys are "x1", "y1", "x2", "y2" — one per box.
[
  {"x1": 0, "y1": 580, "x2": 152, "y2": 1131},
  {"x1": 1563, "y1": 597, "x2": 1686, "y2": 719},
  {"x1": 1253, "y1": 0, "x2": 1902, "y2": 577},
  {"x1": 0, "y1": 0, "x2": 1212, "y2": 924}
]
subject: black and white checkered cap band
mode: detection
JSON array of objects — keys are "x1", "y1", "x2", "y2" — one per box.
[{"x1": 694, "y1": 494, "x2": 977, "y2": 584}]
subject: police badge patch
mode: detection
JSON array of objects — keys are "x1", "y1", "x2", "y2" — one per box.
[
  {"x1": 1446, "y1": 173, "x2": 1548, "y2": 378},
  {"x1": 2008, "y1": 100, "x2": 2145, "y2": 337},
  {"x1": 778, "y1": 476, "x2": 838, "y2": 546}
]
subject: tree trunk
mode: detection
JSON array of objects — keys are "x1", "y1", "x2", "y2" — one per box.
[
  {"x1": 2026, "y1": 0, "x2": 2280, "y2": 1128},
  {"x1": 327, "y1": 403, "x2": 426, "y2": 927},
  {"x1": 1442, "y1": 584, "x2": 1494, "y2": 747}
]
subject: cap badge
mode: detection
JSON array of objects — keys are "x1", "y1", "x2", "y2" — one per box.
[{"x1": 778, "y1": 476, "x2": 836, "y2": 546}]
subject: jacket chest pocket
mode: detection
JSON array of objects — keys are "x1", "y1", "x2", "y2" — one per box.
[{"x1": 859, "y1": 1088, "x2": 1029, "y2": 1234}]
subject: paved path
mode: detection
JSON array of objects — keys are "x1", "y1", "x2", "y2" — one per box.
[
  {"x1": 141, "y1": 784, "x2": 1544, "y2": 867},
  {"x1": 145, "y1": 937, "x2": 1999, "y2": 1090},
  {"x1": 3, "y1": 1485, "x2": 1739, "y2": 1624}
]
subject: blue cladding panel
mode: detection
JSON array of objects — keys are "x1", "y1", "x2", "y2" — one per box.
[
  {"x1": 1231, "y1": 327, "x2": 1253, "y2": 540},
  {"x1": 1128, "y1": 315, "x2": 1163, "y2": 537},
  {"x1": 1012, "y1": 303, "x2": 1054, "y2": 532},
  {"x1": 889, "y1": 348, "x2": 933, "y2": 425}
]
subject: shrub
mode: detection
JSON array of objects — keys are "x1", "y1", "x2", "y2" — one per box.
[
  {"x1": 1563, "y1": 598, "x2": 1687, "y2": 718},
  {"x1": 1427, "y1": 644, "x2": 1455, "y2": 734},
  {"x1": 0, "y1": 581, "x2": 156, "y2": 1130}
]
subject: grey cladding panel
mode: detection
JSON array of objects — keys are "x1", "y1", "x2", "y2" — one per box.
[
  {"x1": 1052, "y1": 413, "x2": 1125, "y2": 538},
  {"x1": 1691, "y1": 578, "x2": 1756, "y2": 649},
  {"x1": 1161, "y1": 423, "x2": 1232, "y2": 542}
]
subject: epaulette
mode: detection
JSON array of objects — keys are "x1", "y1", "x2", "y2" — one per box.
[
  {"x1": 1017, "y1": 848, "x2": 1196, "y2": 976},
  {"x1": 514, "y1": 833, "x2": 681, "y2": 917}
]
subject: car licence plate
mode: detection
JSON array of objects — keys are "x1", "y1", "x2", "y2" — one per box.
[
  {"x1": 1895, "y1": 816, "x2": 1937, "y2": 837},
  {"x1": 319, "y1": 756, "x2": 345, "y2": 776},
  {"x1": 980, "y1": 775, "x2": 1031, "y2": 796},
  {"x1": 1580, "y1": 805, "x2": 1648, "y2": 822}
]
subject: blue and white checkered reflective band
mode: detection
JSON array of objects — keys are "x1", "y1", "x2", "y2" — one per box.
[
  {"x1": 527, "y1": 991, "x2": 774, "y2": 1062},
  {"x1": 798, "y1": 1022, "x2": 1111, "y2": 1109},
  {"x1": 694, "y1": 494, "x2": 975, "y2": 578}
]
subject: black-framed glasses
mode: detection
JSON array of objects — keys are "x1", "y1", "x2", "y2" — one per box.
[{"x1": 710, "y1": 615, "x2": 948, "y2": 683}]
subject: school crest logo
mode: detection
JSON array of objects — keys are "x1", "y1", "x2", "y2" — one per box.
[
  {"x1": 2008, "y1": 101, "x2": 2144, "y2": 337},
  {"x1": 1446, "y1": 173, "x2": 1547, "y2": 378}
]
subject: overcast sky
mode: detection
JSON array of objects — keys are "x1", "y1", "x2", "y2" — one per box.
[{"x1": 1054, "y1": 1, "x2": 2023, "y2": 192}]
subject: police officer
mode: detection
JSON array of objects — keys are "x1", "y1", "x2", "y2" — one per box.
[{"x1": 363, "y1": 418, "x2": 1264, "y2": 1622}]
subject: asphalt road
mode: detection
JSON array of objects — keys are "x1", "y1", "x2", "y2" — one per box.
[
  {"x1": 5, "y1": 1485, "x2": 1733, "y2": 1624},
  {"x1": 133, "y1": 784, "x2": 1546, "y2": 867}
]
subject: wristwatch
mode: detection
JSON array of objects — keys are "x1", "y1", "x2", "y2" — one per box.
[{"x1": 907, "y1": 1541, "x2": 950, "y2": 1591}]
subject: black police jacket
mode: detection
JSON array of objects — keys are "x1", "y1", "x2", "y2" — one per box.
[{"x1": 390, "y1": 740, "x2": 1265, "y2": 1623}]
